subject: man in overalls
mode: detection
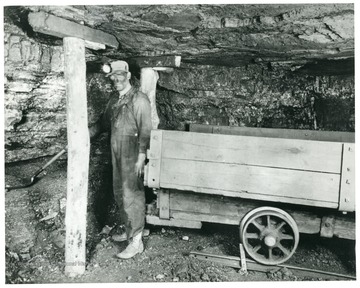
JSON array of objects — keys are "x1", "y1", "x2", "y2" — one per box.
[{"x1": 89, "y1": 60, "x2": 152, "y2": 259}]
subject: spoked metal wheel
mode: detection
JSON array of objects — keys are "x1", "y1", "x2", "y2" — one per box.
[{"x1": 240, "y1": 206, "x2": 299, "y2": 265}]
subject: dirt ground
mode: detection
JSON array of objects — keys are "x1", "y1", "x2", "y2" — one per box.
[{"x1": 4, "y1": 154, "x2": 357, "y2": 284}]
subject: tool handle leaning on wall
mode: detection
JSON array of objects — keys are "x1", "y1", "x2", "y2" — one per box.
[
  {"x1": 5, "y1": 147, "x2": 67, "y2": 191},
  {"x1": 31, "y1": 148, "x2": 67, "y2": 181}
]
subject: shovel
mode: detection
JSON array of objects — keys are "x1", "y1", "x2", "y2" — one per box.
[{"x1": 5, "y1": 148, "x2": 67, "y2": 191}]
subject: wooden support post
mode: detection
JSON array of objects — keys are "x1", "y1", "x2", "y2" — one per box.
[
  {"x1": 138, "y1": 56, "x2": 181, "y2": 129},
  {"x1": 64, "y1": 37, "x2": 89, "y2": 277},
  {"x1": 28, "y1": 10, "x2": 118, "y2": 278},
  {"x1": 239, "y1": 243, "x2": 247, "y2": 274},
  {"x1": 28, "y1": 11, "x2": 118, "y2": 48},
  {"x1": 140, "y1": 67, "x2": 160, "y2": 129}
]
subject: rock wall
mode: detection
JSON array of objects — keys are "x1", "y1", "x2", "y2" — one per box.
[
  {"x1": 4, "y1": 22, "x2": 66, "y2": 162},
  {"x1": 4, "y1": 24, "x2": 354, "y2": 163},
  {"x1": 156, "y1": 63, "x2": 354, "y2": 132},
  {"x1": 4, "y1": 22, "x2": 112, "y2": 163}
]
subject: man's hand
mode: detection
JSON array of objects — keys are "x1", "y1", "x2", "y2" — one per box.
[{"x1": 135, "y1": 153, "x2": 146, "y2": 177}]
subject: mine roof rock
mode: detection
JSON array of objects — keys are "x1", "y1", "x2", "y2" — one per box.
[{"x1": 10, "y1": 4, "x2": 355, "y2": 66}]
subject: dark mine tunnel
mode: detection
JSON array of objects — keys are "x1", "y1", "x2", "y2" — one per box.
[{"x1": 3, "y1": 3, "x2": 356, "y2": 284}]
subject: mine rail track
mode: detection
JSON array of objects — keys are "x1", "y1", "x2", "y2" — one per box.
[{"x1": 189, "y1": 251, "x2": 356, "y2": 281}]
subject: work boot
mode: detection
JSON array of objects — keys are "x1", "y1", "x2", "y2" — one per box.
[
  {"x1": 116, "y1": 232, "x2": 144, "y2": 259},
  {"x1": 111, "y1": 232, "x2": 127, "y2": 242}
]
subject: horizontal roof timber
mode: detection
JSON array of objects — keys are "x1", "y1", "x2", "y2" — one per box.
[
  {"x1": 28, "y1": 11, "x2": 118, "y2": 49},
  {"x1": 133, "y1": 56, "x2": 181, "y2": 68}
]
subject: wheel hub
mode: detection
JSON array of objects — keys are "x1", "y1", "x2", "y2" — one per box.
[{"x1": 264, "y1": 235, "x2": 277, "y2": 247}]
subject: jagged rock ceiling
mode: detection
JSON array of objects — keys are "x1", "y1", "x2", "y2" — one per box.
[{"x1": 4, "y1": 4, "x2": 354, "y2": 74}]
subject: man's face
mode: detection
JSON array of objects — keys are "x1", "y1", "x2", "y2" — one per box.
[{"x1": 110, "y1": 71, "x2": 129, "y2": 92}]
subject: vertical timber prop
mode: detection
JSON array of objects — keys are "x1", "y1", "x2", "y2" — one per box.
[
  {"x1": 63, "y1": 37, "x2": 89, "y2": 276},
  {"x1": 28, "y1": 10, "x2": 118, "y2": 277},
  {"x1": 140, "y1": 68, "x2": 160, "y2": 129},
  {"x1": 138, "y1": 56, "x2": 181, "y2": 129}
]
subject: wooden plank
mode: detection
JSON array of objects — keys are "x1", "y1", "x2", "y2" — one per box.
[
  {"x1": 160, "y1": 159, "x2": 340, "y2": 207},
  {"x1": 162, "y1": 183, "x2": 339, "y2": 209},
  {"x1": 190, "y1": 124, "x2": 355, "y2": 143},
  {"x1": 170, "y1": 210, "x2": 321, "y2": 235},
  {"x1": 158, "y1": 189, "x2": 170, "y2": 219},
  {"x1": 339, "y1": 144, "x2": 355, "y2": 212},
  {"x1": 333, "y1": 216, "x2": 356, "y2": 240},
  {"x1": 161, "y1": 131, "x2": 343, "y2": 174},
  {"x1": 171, "y1": 210, "x2": 239, "y2": 225},
  {"x1": 134, "y1": 56, "x2": 181, "y2": 68},
  {"x1": 170, "y1": 190, "x2": 257, "y2": 219},
  {"x1": 146, "y1": 215, "x2": 202, "y2": 229},
  {"x1": 28, "y1": 11, "x2": 118, "y2": 48},
  {"x1": 169, "y1": 191, "x2": 321, "y2": 234},
  {"x1": 291, "y1": 211, "x2": 322, "y2": 234},
  {"x1": 147, "y1": 130, "x2": 163, "y2": 188},
  {"x1": 63, "y1": 37, "x2": 89, "y2": 277},
  {"x1": 239, "y1": 243, "x2": 247, "y2": 273}
]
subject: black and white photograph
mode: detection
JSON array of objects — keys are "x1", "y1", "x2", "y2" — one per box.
[{"x1": 1, "y1": 0, "x2": 357, "y2": 285}]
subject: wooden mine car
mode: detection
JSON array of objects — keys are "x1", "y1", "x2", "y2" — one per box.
[{"x1": 144, "y1": 124, "x2": 355, "y2": 265}]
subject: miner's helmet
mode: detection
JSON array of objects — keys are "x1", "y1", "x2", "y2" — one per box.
[{"x1": 103, "y1": 60, "x2": 129, "y2": 76}]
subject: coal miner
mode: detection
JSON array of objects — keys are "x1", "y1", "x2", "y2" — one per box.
[{"x1": 89, "y1": 60, "x2": 152, "y2": 259}]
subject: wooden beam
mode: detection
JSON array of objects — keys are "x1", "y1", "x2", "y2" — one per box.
[
  {"x1": 140, "y1": 68, "x2": 160, "y2": 129},
  {"x1": 146, "y1": 215, "x2": 202, "y2": 229},
  {"x1": 168, "y1": 191, "x2": 322, "y2": 234},
  {"x1": 28, "y1": 11, "x2": 118, "y2": 49},
  {"x1": 190, "y1": 124, "x2": 355, "y2": 143},
  {"x1": 333, "y1": 216, "x2": 356, "y2": 240},
  {"x1": 152, "y1": 67, "x2": 174, "y2": 72},
  {"x1": 64, "y1": 37, "x2": 90, "y2": 277},
  {"x1": 135, "y1": 56, "x2": 181, "y2": 68},
  {"x1": 157, "y1": 190, "x2": 323, "y2": 234}
]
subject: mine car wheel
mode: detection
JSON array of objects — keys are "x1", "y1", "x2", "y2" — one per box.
[{"x1": 240, "y1": 206, "x2": 299, "y2": 265}]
